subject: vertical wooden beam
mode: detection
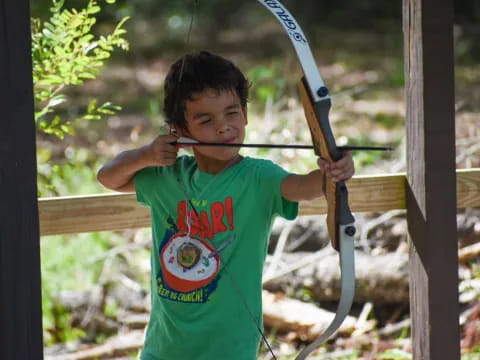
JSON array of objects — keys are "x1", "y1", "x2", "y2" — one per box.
[
  {"x1": 403, "y1": 0, "x2": 460, "y2": 359},
  {"x1": 0, "y1": 0, "x2": 44, "y2": 359}
]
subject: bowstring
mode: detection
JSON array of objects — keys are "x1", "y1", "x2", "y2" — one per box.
[
  {"x1": 178, "y1": 0, "x2": 198, "y2": 83},
  {"x1": 220, "y1": 260, "x2": 278, "y2": 360},
  {"x1": 173, "y1": 165, "x2": 278, "y2": 360},
  {"x1": 175, "y1": 3, "x2": 278, "y2": 358}
]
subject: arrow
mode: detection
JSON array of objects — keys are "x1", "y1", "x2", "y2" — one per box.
[{"x1": 172, "y1": 137, "x2": 392, "y2": 152}]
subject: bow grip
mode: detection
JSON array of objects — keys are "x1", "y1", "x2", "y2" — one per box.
[{"x1": 299, "y1": 78, "x2": 355, "y2": 251}]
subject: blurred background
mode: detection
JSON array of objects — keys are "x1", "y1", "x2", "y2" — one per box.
[{"x1": 32, "y1": 1, "x2": 479, "y2": 359}]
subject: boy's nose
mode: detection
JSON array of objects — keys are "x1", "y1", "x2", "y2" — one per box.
[{"x1": 216, "y1": 122, "x2": 231, "y2": 134}]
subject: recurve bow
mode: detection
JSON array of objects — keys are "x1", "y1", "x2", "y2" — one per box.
[{"x1": 257, "y1": 1, "x2": 357, "y2": 358}]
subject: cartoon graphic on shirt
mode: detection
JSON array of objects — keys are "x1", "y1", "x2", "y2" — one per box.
[
  {"x1": 156, "y1": 197, "x2": 234, "y2": 303},
  {"x1": 160, "y1": 233, "x2": 220, "y2": 293}
]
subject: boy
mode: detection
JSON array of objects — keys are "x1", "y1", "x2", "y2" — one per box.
[{"x1": 97, "y1": 51, "x2": 354, "y2": 360}]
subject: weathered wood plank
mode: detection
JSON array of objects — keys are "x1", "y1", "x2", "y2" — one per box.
[
  {"x1": 38, "y1": 169, "x2": 480, "y2": 236},
  {"x1": 39, "y1": 193, "x2": 150, "y2": 236},
  {"x1": 299, "y1": 172, "x2": 407, "y2": 215},
  {"x1": 0, "y1": 0, "x2": 44, "y2": 358},
  {"x1": 457, "y1": 168, "x2": 480, "y2": 208},
  {"x1": 403, "y1": 0, "x2": 460, "y2": 358}
]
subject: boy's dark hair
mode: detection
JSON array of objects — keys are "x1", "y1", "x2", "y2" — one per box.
[{"x1": 163, "y1": 51, "x2": 249, "y2": 131}]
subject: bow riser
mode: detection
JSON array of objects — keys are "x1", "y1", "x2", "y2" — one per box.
[{"x1": 298, "y1": 80, "x2": 355, "y2": 251}]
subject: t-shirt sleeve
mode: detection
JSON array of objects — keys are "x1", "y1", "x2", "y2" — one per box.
[
  {"x1": 133, "y1": 156, "x2": 195, "y2": 208},
  {"x1": 133, "y1": 166, "x2": 159, "y2": 207},
  {"x1": 254, "y1": 159, "x2": 298, "y2": 220}
]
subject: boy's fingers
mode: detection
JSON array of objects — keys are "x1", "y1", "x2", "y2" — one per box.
[
  {"x1": 317, "y1": 158, "x2": 330, "y2": 171},
  {"x1": 325, "y1": 165, "x2": 354, "y2": 183},
  {"x1": 318, "y1": 151, "x2": 354, "y2": 183},
  {"x1": 161, "y1": 134, "x2": 178, "y2": 141},
  {"x1": 163, "y1": 146, "x2": 179, "y2": 154},
  {"x1": 155, "y1": 136, "x2": 179, "y2": 152},
  {"x1": 332, "y1": 155, "x2": 350, "y2": 169},
  {"x1": 154, "y1": 134, "x2": 178, "y2": 146}
]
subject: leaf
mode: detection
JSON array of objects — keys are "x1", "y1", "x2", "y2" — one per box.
[
  {"x1": 40, "y1": 73, "x2": 66, "y2": 84},
  {"x1": 82, "y1": 114, "x2": 101, "y2": 121},
  {"x1": 54, "y1": 46, "x2": 66, "y2": 56},
  {"x1": 50, "y1": 115, "x2": 62, "y2": 127},
  {"x1": 96, "y1": 108, "x2": 114, "y2": 115},
  {"x1": 42, "y1": 28, "x2": 54, "y2": 40},
  {"x1": 60, "y1": 124, "x2": 75, "y2": 135},
  {"x1": 68, "y1": 19, "x2": 83, "y2": 30},
  {"x1": 53, "y1": 129, "x2": 65, "y2": 140},
  {"x1": 87, "y1": 99, "x2": 97, "y2": 114},
  {"x1": 86, "y1": 6, "x2": 101, "y2": 14},
  {"x1": 78, "y1": 72, "x2": 96, "y2": 79},
  {"x1": 79, "y1": 34, "x2": 94, "y2": 44}
]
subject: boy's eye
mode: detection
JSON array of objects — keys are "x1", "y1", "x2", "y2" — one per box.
[
  {"x1": 199, "y1": 118, "x2": 211, "y2": 125},
  {"x1": 227, "y1": 111, "x2": 238, "y2": 116}
]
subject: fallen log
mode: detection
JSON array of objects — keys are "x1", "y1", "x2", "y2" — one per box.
[
  {"x1": 45, "y1": 330, "x2": 145, "y2": 360},
  {"x1": 262, "y1": 291, "x2": 375, "y2": 342},
  {"x1": 459, "y1": 242, "x2": 480, "y2": 264},
  {"x1": 263, "y1": 248, "x2": 410, "y2": 304}
]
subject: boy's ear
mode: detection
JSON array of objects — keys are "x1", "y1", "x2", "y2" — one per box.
[
  {"x1": 170, "y1": 126, "x2": 189, "y2": 137},
  {"x1": 243, "y1": 105, "x2": 248, "y2": 125}
]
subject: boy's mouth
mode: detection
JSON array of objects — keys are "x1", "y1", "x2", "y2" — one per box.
[{"x1": 222, "y1": 137, "x2": 237, "y2": 144}]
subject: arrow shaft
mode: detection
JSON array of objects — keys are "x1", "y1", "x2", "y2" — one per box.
[{"x1": 174, "y1": 141, "x2": 392, "y2": 152}]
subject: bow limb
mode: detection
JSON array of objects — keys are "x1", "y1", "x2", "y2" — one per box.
[
  {"x1": 257, "y1": 0, "x2": 356, "y2": 358},
  {"x1": 295, "y1": 226, "x2": 355, "y2": 359}
]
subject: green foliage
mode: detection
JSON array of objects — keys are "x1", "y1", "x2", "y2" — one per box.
[
  {"x1": 41, "y1": 232, "x2": 110, "y2": 344},
  {"x1": 377, "y1": 349, "x2": 412, "y2": 359},
  {"x1": 372, "y1": 113, "x2": 403, "y2": 130},
  {"x1": 339, "y1": 135, "x2": 398, "y2": 169},
  {"x1": 33, "y1": 0, "x2": 131, "y2": 345},
  {"x1": 32, "y1": 0, "x2": 129, "y2": 140},
  {"x1": 463, "y1": 348, "x2": 480, "y2": 360},
  {"x1": 32, "y1": 0, "x2": 129, "y2": 196},
  {"x1": 38, "y1": 147, "x2": 106, "y2": 197},
  {"x1": 384, "y1": 59, "x2": 405, "y2": 88},
  {"x1": 248, "y1": 64, "x2": 287, "y2": 106}
]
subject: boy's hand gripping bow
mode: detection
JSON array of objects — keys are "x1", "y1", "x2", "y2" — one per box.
[{"x1": 257, "y1": 1, "x2": 356, "y2": 358}]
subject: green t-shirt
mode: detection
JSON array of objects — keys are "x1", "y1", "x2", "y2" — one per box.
[{"x1": 134, "y1": 155, "x2": 298, "y2": 360}]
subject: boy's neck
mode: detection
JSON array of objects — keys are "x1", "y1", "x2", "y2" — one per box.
[{"x1": 194, "y1": 153, "x2": 243, "y2": 174}]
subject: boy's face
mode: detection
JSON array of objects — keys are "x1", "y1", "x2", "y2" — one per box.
[{"x1": 180, "y1": 88, "x2": 248, "y2": 161}]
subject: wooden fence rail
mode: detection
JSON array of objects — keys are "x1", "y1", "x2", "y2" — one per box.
[{"x1": 38, "y1": 169, "x2": 480, "y2": 236}]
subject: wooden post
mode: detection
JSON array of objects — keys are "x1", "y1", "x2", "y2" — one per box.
[
  {"x1": 0, "y1": 0, "x2": 44, "y2": 359},
  {"x1": 403, "y1": 0, "x2": 460, "y2": 359}
]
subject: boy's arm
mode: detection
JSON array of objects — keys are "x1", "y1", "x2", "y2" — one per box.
[
  {"x1": 281, "y1": 170, "x2": 325, "y2": 202},
  {"x1": 281, "y1": 152, "x2": 354, "y2": 202},
  {"x1": 97, "y1": 135, "x2": 178, "y2": 193}
]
